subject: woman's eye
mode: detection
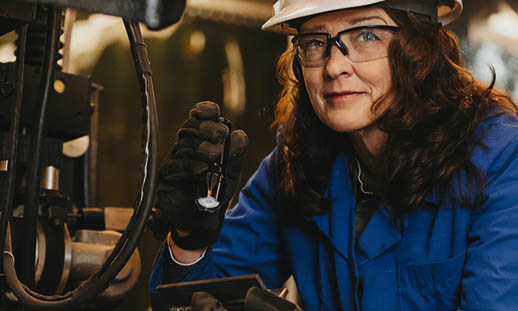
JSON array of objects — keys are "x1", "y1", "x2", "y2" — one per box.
[
  {"x1": 301, "y1": 39, "x2": 324, "y2": 50},
  {"x1": 358, "y1": 31, "x2": 379, "y2": 42}
]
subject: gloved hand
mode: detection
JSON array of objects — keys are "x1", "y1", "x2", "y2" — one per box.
[
  {"x1": 244, "y1": 287, "x2": 302, "y2": 311},
  {"x1": 192, "y1": 291, "x2": 228, "y2": 311},
  {"x1": 156, "y1": 101, "x2": 248, "y2": 250},
  {"x1": 190, "y1": 287, "x2": 302, "y2": 311}
]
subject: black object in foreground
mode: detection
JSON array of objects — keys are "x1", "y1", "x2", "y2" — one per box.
[
  {"x1": 156, "y1": 274, "x2": 266, "y2": 310},
  {"x1": 17, "y1": 0, "x2": 186, "y2": 30},
  {"x1": 244, "y1": 287, "x2": 301, "y2": 311}
]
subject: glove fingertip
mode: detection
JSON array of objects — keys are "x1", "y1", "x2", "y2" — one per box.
[
  {"x1": 230, "y1": 130, "x2": 249, "y2": 155},
  {"x1": 191, "y1": 101, "x2": 221, "y2": 120}
]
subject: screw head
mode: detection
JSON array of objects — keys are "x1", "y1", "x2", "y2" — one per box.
[{"x1": 1, "y1": 82, "x2": 15, "y2": 96}]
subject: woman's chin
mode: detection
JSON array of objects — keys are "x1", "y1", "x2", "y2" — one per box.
[{"x1": 325, "y1": 118, "x2": 372, "y2": 133}]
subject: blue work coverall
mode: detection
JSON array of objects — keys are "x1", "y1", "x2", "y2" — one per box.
[{"x1": 150, "y1": 112, "x2": 518, "y2": 310}]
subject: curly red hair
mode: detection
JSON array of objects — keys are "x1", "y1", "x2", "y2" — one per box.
[{"x1": 273, "y1": 9, "x2": 518, "y2": 216}]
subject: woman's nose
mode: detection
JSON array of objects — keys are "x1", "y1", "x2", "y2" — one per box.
[{"x1": 324, "y1": 44, "x2": 354, "y2": 79}]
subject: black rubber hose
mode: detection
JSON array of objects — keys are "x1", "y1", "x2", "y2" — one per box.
[
  {"x1": 99, "y1": 19, "x2": 158, "y2": 274},
  {"x1": 21, "y1": 7, "x2": 62, "y2": 288},
  {"x1": 65, "y1": 18, "x2": 159, "y2": 307},
  {"x1": 2, "y1": 19, "x2": 159, "y2": 310},
  {"x1": 0, "y1": 24, "x2": 28, "y2": 270}
]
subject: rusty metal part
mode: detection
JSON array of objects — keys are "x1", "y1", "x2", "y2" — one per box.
[
  {"x1": 104, "y1": 207, "x2": 133, "y2": 232},
  {"x1": 70, "y1": 229, "x2": 141, "y2": 301}
]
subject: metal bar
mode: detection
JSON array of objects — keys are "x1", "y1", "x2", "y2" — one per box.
[
  {"x1": 21, "y1": 6, "x2": 62, "y2": 288},
  {"x1": 0, "y1": 23, "x2": 28, "y2": 273}
]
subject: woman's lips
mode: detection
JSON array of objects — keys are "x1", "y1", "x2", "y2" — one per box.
[{"x1": 324, "y1": 91, "x2": 365, "y2": 104}]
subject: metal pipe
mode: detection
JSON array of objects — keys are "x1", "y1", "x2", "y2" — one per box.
[{"x1": 40, "y1": 166, "x2": 59, "y2": 191}]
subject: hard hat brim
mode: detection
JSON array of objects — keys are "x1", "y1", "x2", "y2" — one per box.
[
  {"x1": 262, "y1": 0, "x2": 385, "y2": 34},
  {"x1": 262, "y1": 0, "x2": 463, "y2": 34}
]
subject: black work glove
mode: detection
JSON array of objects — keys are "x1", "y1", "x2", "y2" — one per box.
[
  {"x1": 244, "y1": 287, "x2": 302, "y2": 311},
  {"x1": 190, "y1": 288, "x2": 302, "y2": 311},
  {"x1": 192, "y1": 291, "x2": 228, "y2": 311},
  {"x1": 156, "y1": 101, "x2": 248, "y2": 250}
]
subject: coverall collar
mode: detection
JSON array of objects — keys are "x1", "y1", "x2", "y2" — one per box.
[{"x1": 312, "y1": 154, "x2": 404, "y2": 263}]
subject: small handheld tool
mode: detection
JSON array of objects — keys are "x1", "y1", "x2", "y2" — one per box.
[{"x1": 195, "y1": 118, "x2": 232, "y2": 213}]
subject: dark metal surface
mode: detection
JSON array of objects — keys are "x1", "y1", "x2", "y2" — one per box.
[
  {"x1": 17, "y1": 0, "x2": 186, "y2": 30},
  {"x1": 0, "y1": 2, "x2": 36, "y2": 35},
  {"x1": 0, "y1": 63, "x2": 93, "y2": 140}
]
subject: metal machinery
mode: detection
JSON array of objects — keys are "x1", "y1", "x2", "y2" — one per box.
[{"x1": 0, "y1": 0, "x2": 185, "y2": 309}]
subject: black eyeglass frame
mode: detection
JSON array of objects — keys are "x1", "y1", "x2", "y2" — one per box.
[{"x1": 292, "y1": 25, "x2": 400, "y2": 64}]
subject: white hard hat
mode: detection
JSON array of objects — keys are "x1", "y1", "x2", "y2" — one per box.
[{"x1": 262, "y1": 0, "x2": 463, "y2": 34}]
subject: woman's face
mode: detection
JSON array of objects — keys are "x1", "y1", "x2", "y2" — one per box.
[{"x1": 300, "y1": 7, "x2": 396, "y2": 133}]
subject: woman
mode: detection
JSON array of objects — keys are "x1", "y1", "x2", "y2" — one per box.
[{"x1": 150, "y1": 0, "x2": 518, "y2": 310}]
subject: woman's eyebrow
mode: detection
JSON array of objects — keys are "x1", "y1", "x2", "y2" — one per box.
[
  {"x1": 301, "y1": 15, "x2": 388, "y2": 32},
  {"x1": 349, "y1": 16, "x2": 388, "y2": 25},
  {"x1": 300, "y1": 25, "x2": 326, "y2": 32}
]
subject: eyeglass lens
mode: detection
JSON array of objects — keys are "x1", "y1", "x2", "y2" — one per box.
[{"x1": 295, "y1": 27, "x2": 397, "y2": 67}]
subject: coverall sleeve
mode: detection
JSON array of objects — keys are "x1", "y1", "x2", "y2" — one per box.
[
  {"x1": 151, "y1": 148, "x2": 290, "y2": 292},
  {"x1": 459, "y1": 134, "x2": 518, "y2": 310},
  {"x1": 208, "y1": 148, "x2": 290, "y2": 288}
]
